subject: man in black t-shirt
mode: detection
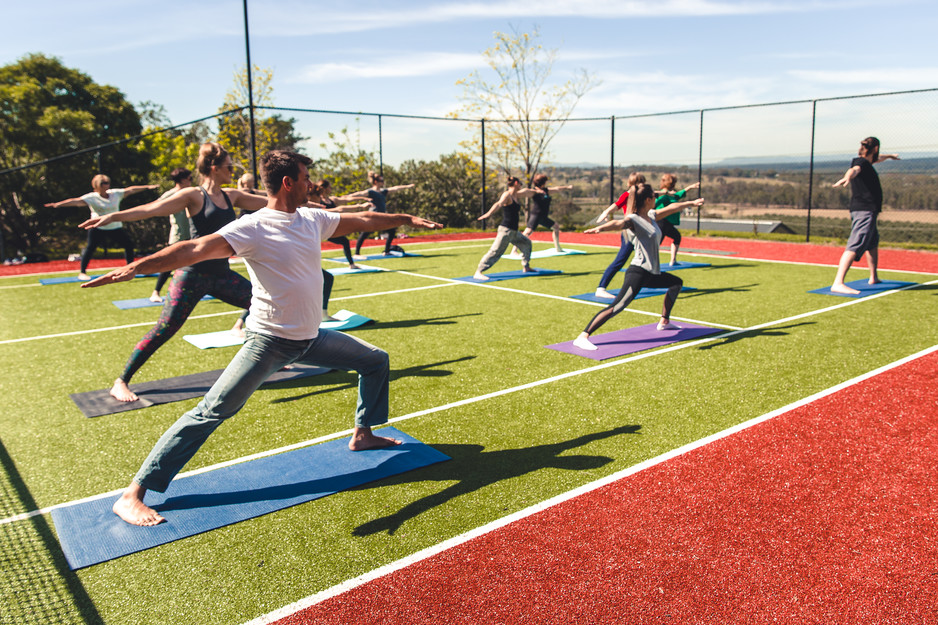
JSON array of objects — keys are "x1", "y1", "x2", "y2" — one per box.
[{"x1": 830, "y1": 137, "x2": 900, "y2": 295}]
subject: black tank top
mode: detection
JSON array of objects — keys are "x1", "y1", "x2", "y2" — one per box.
[
  {"x1": 367, "y1": 188, "x2": 389, "y2": 213},
  {"x1": 501, "y1": 200, "x2": 522, "y2": 230},
  {"x1": 322, "y1": 197, "x2": 337, "y2": 209},
  {"x1": 186, "y1": 187, "x2": 236, "y2": 275},
  {"x1": 531, "y1": 189, "x2": 551, "y2": 214}
]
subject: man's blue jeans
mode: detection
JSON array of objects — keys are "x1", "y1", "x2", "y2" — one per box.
[{"x1": 134, "y1": 329, "x2": 390, "y2": 492}]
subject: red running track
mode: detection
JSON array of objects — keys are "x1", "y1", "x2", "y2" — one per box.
[{"x1": 275, "y1": 348, "x2": 938, "y2": 625}]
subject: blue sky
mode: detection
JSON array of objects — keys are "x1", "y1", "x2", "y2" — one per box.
[{"x1": 4, "y1": 0, "x2": 937, "y2": 165}]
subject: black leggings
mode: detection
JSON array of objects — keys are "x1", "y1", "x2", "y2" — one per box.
[
  {"x1": 355, "y1": 229, "x2": 396, "y2": 255},
  {"x1": 659, "y1": 220, "x2": 682, "y2": 246},
  {"x1": 583, "y1": 266, "x2": 682, "y2": 335},
  {"x1": 328, "y1": 236, "x2": 355, "y2": 264},
  {"x1": 81, "y1": 227, "x2": 134, "y2": 273}
]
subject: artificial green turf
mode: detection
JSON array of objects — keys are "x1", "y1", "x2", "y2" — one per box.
[{"x1": 1, "y1": 238, "x2": 936, "y2": 624}]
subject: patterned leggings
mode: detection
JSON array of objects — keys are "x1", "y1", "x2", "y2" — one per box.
[
  {"x1": 583, "y1": 266, "x2": 682, "y2": 335},
  {"x1": 120, "y1": 268, "x2": 252, "y2": 383}
]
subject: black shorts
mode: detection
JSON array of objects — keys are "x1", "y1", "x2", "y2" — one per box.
[{"x1": 526, "y1": 210, "x2": 555, "y2": 230}]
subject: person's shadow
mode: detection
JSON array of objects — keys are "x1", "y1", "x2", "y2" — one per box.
[
  {"x1": 697, "y1": 321, "x2": 815, "y2": 350},
  {"x1": 352, "y1": 424, "x2": 641, "y2": 536}
]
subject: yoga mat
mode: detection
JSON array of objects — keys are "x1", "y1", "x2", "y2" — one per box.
[
  {"x1": 454, "y1": 268, "x2": 562, "y2": 283},
  {"x1": 352, "y1": 251, "x2": 421, "y2": 261},
  {"x1": 668, "y1": 247, "x2": 736, "y2": 256},
  {"x1": 70, "y1": 364, "x2": 331, "y2": 418},
  {"x1": 657, "y1": 261, "x2": 711, "y2": 270},
  {"x1": 183, "y1": 311, "x2": 374, "y2": 350},
  {"x1": 40, "y1": 273, "x2": 158, "y2": 285},
  {"x1": 545, "y1": 322, "x2": 724, "y2": 361},
  {"x1": 113, "y1": 295, "x2": 214, "y2": 310},
  {"x1": 325, "y1": 266, "x2": 382, "y2": 275},
  {"x1": 506, "y1": 248, "x2": 586, "y2": 259},
  {"x1": 570, "y1": 286, "x2": 697, "y2": 304},
  {"x1": 808, "y1": 279, "x2": 916, "y2": 298},
  {"x1": 51, "y1": 427, "x2": 449, "y2": 570}
]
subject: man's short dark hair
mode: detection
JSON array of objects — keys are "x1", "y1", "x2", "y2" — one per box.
[
  {"x1": 169, "y1": 167, "x2": 192, "y2": 184},
  {"x1": 260, "y1": 151, "x2": 313, "y2": 193}
]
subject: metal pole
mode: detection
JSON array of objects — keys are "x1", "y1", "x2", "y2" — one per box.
[
  {"x1": 481, "y1": 119, "x2": 486, "y2": 227},
  {"x1": 696, "y1": 109, "x2": 704, "y2": 234},
  {"x1": 378, "y1": 115, "x2": 384, "y2": 177},
  {"x1": 806, "y1": 100, "x2": 817, "y2": 242},
  {"x1": 242, "y1": 0, "x2": 258, "y2": 183},
  {"x1": 609, "y1": 116, "x2": 615, "y2": 205}
]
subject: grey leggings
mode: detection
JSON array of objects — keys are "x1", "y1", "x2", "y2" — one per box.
[
  {"x1": 477, "y1": 226, "x2": 532, "y2": 272},
  {"x1": 584, "y1": 266, "x2": 682, "y2": 335}
]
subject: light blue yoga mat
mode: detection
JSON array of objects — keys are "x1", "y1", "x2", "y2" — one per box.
[
  {"x1": 506, "y1": 248, "x2": 586, "y2": 259},
  {"x1": 352, "y1": 251, "x2": 421, "y2": 261},
  {"x1": 183, "y1": 311, "x2": 374, "y2": 349},
  {"x1": 454, "y1": 268, "x2": 562, "y2": 283},
  {"x1": 40, "y1": 273, "x2": 158, "y2": 285},
  {"x1": 113, "y1": 295, "x2": 214, "y2": 310},
  {"x1": 325, "y1": 266, "x2": 382, "y2": 275},
  {"x1": 570, "y1": 286, "x2": 697, "y2": 304},
  {"x1": 51, "y1": 427, "x2": 449, "y2": 570},
  {"x1": 808, "y1": 279, "x2": 916, "y2": 298}
]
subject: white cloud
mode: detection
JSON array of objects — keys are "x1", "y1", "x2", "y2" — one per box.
[
  {"x1": 288, "y1": 52, "x2": 483, "y2": 82},
  {"x1": 788, "y1": 67, "x2": 938, "y2": 86}
]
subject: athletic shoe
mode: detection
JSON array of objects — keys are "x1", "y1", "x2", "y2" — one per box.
[
  {"x1": 573, "y1": 335, "x2": 598, "y2": 351},
  {"x1": 656, "y1": 320, "x2": 681, "y2": 331},
  {"x1": 594, "y1": 287, "x2": 615, "y2": 299}
]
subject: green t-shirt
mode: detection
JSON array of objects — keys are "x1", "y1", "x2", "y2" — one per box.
[{"x1": 655, "y1": 189, "x2": 687, "y2": 225}]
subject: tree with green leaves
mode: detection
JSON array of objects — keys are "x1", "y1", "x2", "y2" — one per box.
[
  {"x1": 451, "y1": 27, "x2": 598, "y2": 186},
  {"x1": 216, "y1": 65, "x2": 305, "y2": 184},
  {"x1": 0, "y1": 53, "x2": 152, "y2": 256}
]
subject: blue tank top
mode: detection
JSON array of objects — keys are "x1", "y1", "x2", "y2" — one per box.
[
  {"x1": 501, "y1": 200, "x2": 522, "y2": 230},
  {"x1": 186, "y1": 187, "x2": 236, "y2": 274}
]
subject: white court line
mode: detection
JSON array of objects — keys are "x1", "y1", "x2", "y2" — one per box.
[
  {"x1": 2, "y1": 278, "x2": 931, "y2": 527},
  {"x1": 242, "y1": 341, "x2": 938, "y2": 625}
]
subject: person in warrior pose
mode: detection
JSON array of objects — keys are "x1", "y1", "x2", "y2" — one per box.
[
  {"x1": 149, "y1": 168, "x2": 193, "y2": 303},
  {"x1": 830, "y1": 137, "x2": 899, "y2": 295},
  {"x1": 308, "y1": 179, "x2": 373, "y2": 269},
  {"x1": 656, "y1": 173, "x2": 700, "y2": 268},
  {"x1": 345, "y1": 171, "x2": 415, "y2": 258},
  {"x1": 81, "y1": 150, "x2": 442, "y2": 526},
  {"x1": 573, "y1": 183, "x2": 705, "y2": 351},
  {"x1": 473, "y1": 176, "x2": 534, "y2": 280},
  {"x1": 79, "y1": 143, "x2": 268, "y2": 402},
  {"x1": 509, "y1": 173, "x2": 572, "y2": 256},
  {"x1": 46, "y1": 175, "x2": 158, "y2": 280}
]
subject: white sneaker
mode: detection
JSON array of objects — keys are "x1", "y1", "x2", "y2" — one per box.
[
  {"x1": 473, "y1": 272, "x2": 490, "y2": 281},
  {"x1": 656, "y1": 320, "x2": 681, "y2": 331},
  {"x1": 594, "y1": 288, "x2": 615, "y2": 299},
  {"x1": 573, "y1": 335, "x2": 598, "y2": 351}
]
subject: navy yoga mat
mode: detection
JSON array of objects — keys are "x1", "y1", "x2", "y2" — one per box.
[
  {"x1": 809, "y1": 279, "x2": 916, "y2": 298},
  {"x1": 570, "y1": 285, "x2": 697, "y2": 304},
  {"x1": 546, "y1": 322, "x2": 724, "y2": 361},
  {"x1": 51, "y1": 427, "x2": 450, "y2": 569},
  {"x1": 454, "y1": 268, "x2": 562, "y2": 283},
  {"x1": 70, "y1": 364, "x2": 330, "y2": 418}
]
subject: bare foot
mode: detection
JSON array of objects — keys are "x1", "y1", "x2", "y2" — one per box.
[
  {"x1": 352, "y1": 254, "x2": 368, "y2": 261},
  {"x1": 473, "y1": 271, "x2": 490, "y2": 281},
  {"x1": 831, "y1": 283, "x2": 861, "y2": 295},
  {"x1": 149, "y1": 291, "x2": 163, "y2": 303},
  {"x1": 349, "y1": 263, "x2": 360, "y2": 270},
  {"x1": 349, "y1": 428, "x2": 402, "y2": 451},
  {"x1": 869, "y1": 277, "x2": 881, "y2": 285},
  {"x1": 230, "y1": 326, "x2": 246, "y2": 339},
  {"x1": 78, "y1": 273, "x2": 91, "y2": 281},
  {"x1": 112, "y1": 487, "x2": 165, "y2": 526},
  {"x1": 110, "y1": 378, "x2": 139, "y2": 403},
  {"x1": 522, "y1": 266, "x2": 536, "y2": 273}
]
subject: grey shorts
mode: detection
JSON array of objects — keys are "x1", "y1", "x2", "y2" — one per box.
[{"x1": 846, "y1": 211, "x2": 879, "y2": 256}]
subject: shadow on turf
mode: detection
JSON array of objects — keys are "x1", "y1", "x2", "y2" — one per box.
[
  {"x1": 267, "y1": 356, "x2": 477, "y2": 403},
  {"x1": 350, "y1": 424, "x2": 641, "y2": 536},
  {"x1": 0, "y1": 440, "x2": 104, "y2": 624},
  {"x1": 697, "y1": 321, "x2": 815, "y2": 350},
  {"x1": 354, "y1": 312, "x2": 482, "y2": 331},
  {"x1": 677, "y1": 283, "x2": 757, "y2": 299}
]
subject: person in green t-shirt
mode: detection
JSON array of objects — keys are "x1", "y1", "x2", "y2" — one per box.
[{"x1": 656, "y1": 174, "x2": 699, "y2": 267}]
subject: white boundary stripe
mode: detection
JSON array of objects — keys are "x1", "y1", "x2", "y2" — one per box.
[
  {"x1": 2, "y1": 278, "x2": 932, "y2": 527},
  {"x1": 244, "y1": 341, "x2": 938, "y2": 625}
]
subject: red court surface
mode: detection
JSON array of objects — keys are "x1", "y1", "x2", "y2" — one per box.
[{"x1": 273, "y1": 348, "x2": 938, "y2": 625}]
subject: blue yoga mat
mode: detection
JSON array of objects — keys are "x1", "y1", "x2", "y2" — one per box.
[
  {"x1": 352, "y1": 251, "x2": 421, "y2": 261},
  {"x1": 325, "y1": 266, "x2": 382, "y2": 275},
  {"x1": 570, "y1": 285, "x2": 697, "y2": 304},
  {"x1": 506, "y1": 248, "x2": 586, "y2": 259},
  {"x1": 51, "y1": 427, "x2": 449, "y2": 570},
  {"x1": 454, "y1": 268, "x2": 562, "y2": 283},
  {"x1": 113, "y1": 295, "x2": 214, "y2": 310},
  {"x1": 40, "y1": 273, "x2": 158, "y2": 285},
  {"x1": 655, "y1": 261, "x2": 711, "y2": 270},
  {"x1": 809, "y1": 279, "x2": 916, "y2": 298}
]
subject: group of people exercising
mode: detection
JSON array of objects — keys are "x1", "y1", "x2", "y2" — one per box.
[{"x1": 51, "y1": 136, "x2": 892, "y2": 526}]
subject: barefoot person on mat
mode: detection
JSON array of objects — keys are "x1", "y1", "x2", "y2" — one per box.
[
  {"x1": 830, "y1": 136, "x2": 899, "y2": 295},
  {"x1": 82, "y1": 150, "x2": 443, "y2": 526},
  {"x1": 473, "y1": 175, "x2": 535, "y2": 280},
  {"x1": 573, "y1": 183, "x2": 704, "y2": 352}
]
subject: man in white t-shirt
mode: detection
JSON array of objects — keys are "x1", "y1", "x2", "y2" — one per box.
[
  {"x1": 46, "y1": 174, "x2": 157, "y2": 279},
  {"x1": 82, "y1": 150, "x2": 443, "y2": 527}
]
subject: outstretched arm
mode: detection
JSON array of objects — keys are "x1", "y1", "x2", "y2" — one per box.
[
  {"x1": 875, "y1": 153, "x2": 900, "y2": 164},
  {"x1": 478, "y1": 190, "x2": 512, "y2": 221},
  {"x1": 225, "y1": 189, "x2": 269, "y2": 211},
  {"x1": 547, "y1": 185, "x2": 573, "y2": 192},
  {"x1": 654, "y1": 198, "x2": 705, "y2": 220},
  {"x1": 596, "y1": 201, "x2": 622, "y2": 223},
  {"x1": 833, "y1": 165, "x2": 861, "y2": 188},
  {"x1": 585, "y1": 216, "x2": 633, "y2": 234},
  {"x1": 81, "y1": 235, "x2": 235, "y2": 288},
  {"x1": 44, "y1": 197, "x2": 87, "y2": 209},
  {"x1": 386, "y1": 183, "x2": 415, "y2": 193},
  {"x1": 122, "y1": 184, "x2": 159, "y2": 197},
  {"x1": 78, "y1": 187, "x2": 200, "y2": 229},
  {"x1": 331, "y1": 211, "x2": 442, "y2": 238}
]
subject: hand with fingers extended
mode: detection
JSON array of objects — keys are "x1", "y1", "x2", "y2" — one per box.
[
  {"x1": 79, "y1": 213, "x2": 117, "y2": 229},
  {"x1": 80, "y1": 265, "x2": 138, "y2": 288}
]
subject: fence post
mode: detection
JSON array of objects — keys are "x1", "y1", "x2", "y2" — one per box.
[
  {"x1": 609, "y1": 115, "x2": 615, "y2": 205},
  {"x1": 378, "y1": 114, "x2": 384, "y2": 177},
  {"x1": 481, "y1": 118, "x2": 486, "y2": 228},
  {"x1": 696, "y1": 109, "x2": 704, "y2": 234},
  {"x1": 242, "y1": 0, "x2": 258, "y2": 183},
  {"x1": 806, "y1": 100, "x2": 817, "y2": 242}
]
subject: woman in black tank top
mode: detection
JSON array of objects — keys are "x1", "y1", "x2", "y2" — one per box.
[
  {"x1": 473, "y1": 176, "x2": 535, "y2": 280},
  {"x1": 308, "y1": 179, "x2": 373, "y2": 269},
  {"x1": 509, "y1": 173, "x2": 573, "y2": 256},
  {"x1": 344, "y1": 170, "x2": 416, "y2": 257}
]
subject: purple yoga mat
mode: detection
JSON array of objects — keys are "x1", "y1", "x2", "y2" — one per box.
[{"x1": 546, "y1": 322, "x2": 724, "y2": 361}]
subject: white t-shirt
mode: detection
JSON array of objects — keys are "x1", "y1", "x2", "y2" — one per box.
[
  {"x1": 218, "y1": 207, "x2": 341, "y2": 340},
  {"x1": 81, "y1": 189, "x2": 126, "y2": 230}
]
